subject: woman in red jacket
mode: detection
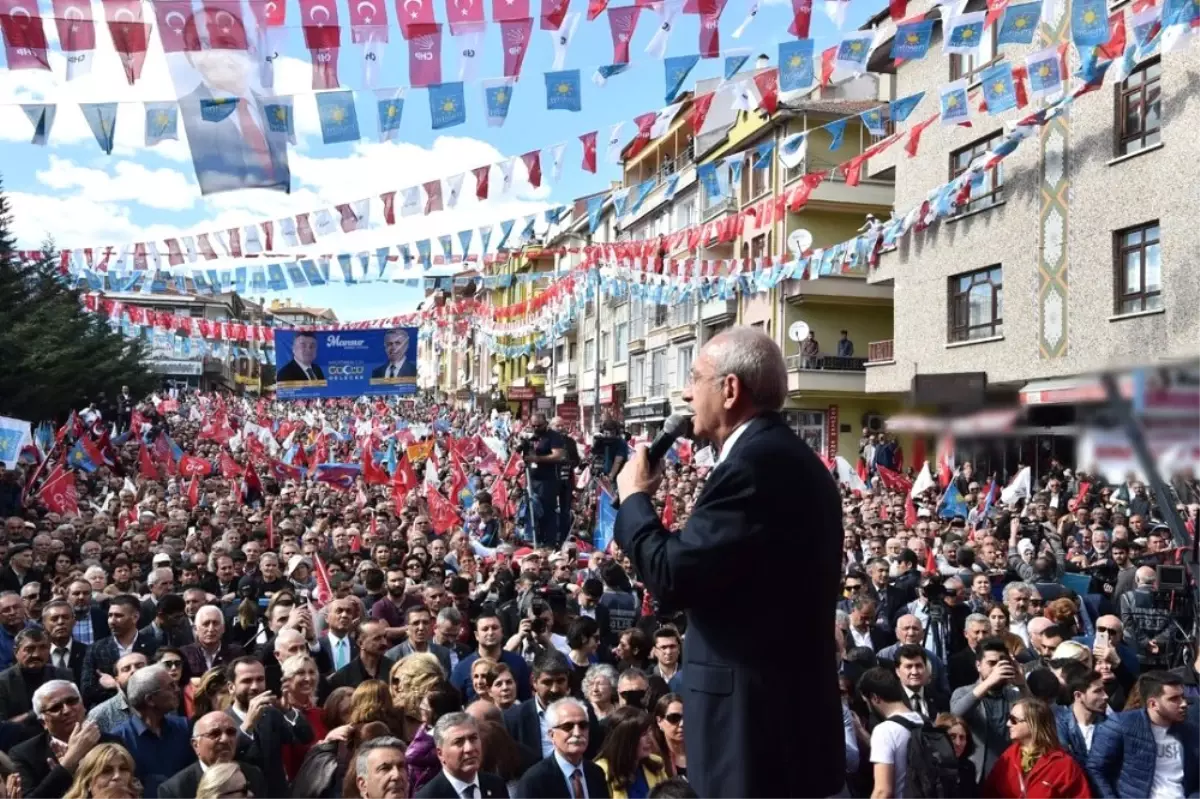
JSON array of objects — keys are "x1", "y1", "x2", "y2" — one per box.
[{"x1": 982, "y1": 698, "x2": 1092, "y2": 799}]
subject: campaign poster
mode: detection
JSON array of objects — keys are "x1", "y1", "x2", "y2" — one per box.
[{"x1": 274, "y1": 327, "x2": 418, "y2": 399}]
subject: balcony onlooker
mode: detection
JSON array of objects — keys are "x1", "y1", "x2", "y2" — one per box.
[
  {"x1": 838, "y1": 331, "x2": 855, "y2": 357},
  {"x1": 801, "y1": 332, "x2": 820, "y2": 368}
]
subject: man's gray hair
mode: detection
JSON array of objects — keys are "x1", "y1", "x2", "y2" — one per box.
[
  {"x1": 195, "y1": 605, "x2": 224, "y2": 626},
  {"x1": 436, "y1": 606, "x2": 462, "y2": 625},
  {"x1": 706, "y1": 326, "x2": 788, "y2": 412},
  {"x1": 125, "y1": 664, "x2": 169, "y2": 709},
  {"x1": 544, "y1": 697, "x2": 589, "y2": 729},
  {"x1": 1003, "y1": 581, "x2": 1032, "y2": 601},
  {"x1": 966, "y1": 613, "x2": 990, "y2": 628},
  {"x1": 581, "y1": 664, "x2": 618, "y2": 698},
  {"x1": 32, "y1": 680, "x2": 79, "y2": 719},
  {"x1": 432, "y1": 712, "x2": 478, "y2": 747},
  {"x1": 147, "y1": 567, "x2": 173, "y2": 588},
  {"x1": 354, "y1": 736, "x2": 407, "y2": 780}
]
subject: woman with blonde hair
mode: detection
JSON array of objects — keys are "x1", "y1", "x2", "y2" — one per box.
[
  {"x1": 348, "y1": 679, "x2": 408, "y2": 740},
  {"x1": 389, "y1": 653, "x2": 445, "y2": 741},
  {"x1": 62, "y1": 744, "x2": 142, "y2": 799},
  {"x1": 595, "y1": 706, "x2": 667, "y2": 799},
  {"x1": 281, "y1": 655, "x2": 327, "y2": 781},
  {"x1": 471, "y1": 658, "x2": 497, "y2": 703},
  {"x1": 195, "y1": 762, "x2": 251, "y2": 799},
  {"x1": 981, "y1": 698, "x2": 1091, "y2": 798}
]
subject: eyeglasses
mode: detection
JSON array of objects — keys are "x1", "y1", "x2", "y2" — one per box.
[
  {"x1": 1006, "y1": 715, "x2": 1026, "y2": 725},
  {"x1": 661, "y1": 712, "x2": 683, "y2": 725},
  {"x1": 553, "y1": 721, "x2": 589, "y2": 732},
  {"x1": 42, "y1": 695, "x2": 81, "y2": 715},
  {"x1": 160, "y1": 660, "x2": 184, "y2": 669},
  {"x1": 1096, "y1": 626, "x2": 1118, "y2": 635},
  {"x1": 843, "y1": 583, "x2": 863, "y2": 592}
]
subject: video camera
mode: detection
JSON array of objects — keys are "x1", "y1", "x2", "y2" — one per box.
[
  {"x1": 516, "y1": 428, "x2": 543, "y2": 457},
  {"x1": 591, "y1": 421, "x2": 628, "y2": 475}
]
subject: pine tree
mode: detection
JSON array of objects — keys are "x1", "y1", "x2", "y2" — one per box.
[{"x1": 0, "y1": 179, "x2": 157, "y2": 423}]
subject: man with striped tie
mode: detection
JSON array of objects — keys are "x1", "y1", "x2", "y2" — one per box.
[{"x1": 318, "y1": 597, "x2": 358, "y2": 676}]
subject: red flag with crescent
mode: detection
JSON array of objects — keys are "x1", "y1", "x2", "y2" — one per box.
[
  {"x1": 298, "y1": 0, "x2": 341, "y2": 88},
  {"x1": 347, "y1": 0, "x2": 389, "y2": 42},
  {"x1": 138, "y1": 445, "x2": 160, "y2": 480},
  {"x1": 443, "y1": 0, "x2": 483, "y2": 32},
  {"x1": 540, "y1": 0, "x2": 569, "y2": 29},
  {"x1": 0, "y1": 0, "x2": 51, "y2": 70},
  {"x1": 152, "y1": 1, "x2": 199, "y2": 54},
  {"x1": 199, "y1": 0, "x2": 249, "y2": 49},
  {"x1": 395, "y1": 0, "x2": 434, "y2": 37},
  {"x1": 579, "y1": 130, "x2": 597, "y2": 173},
  {"x1": 50, "y1": 0, "x2": 96, "y2": 52},
  {"x1": 102, "y1": 0, "x2": 149, "y2": 83},
  {"x1": 187, "y1": 474, "x2": 200, "y2": 508},
  {"x1": 493, "y1": 0, "x2": 529, "y2": 21}
]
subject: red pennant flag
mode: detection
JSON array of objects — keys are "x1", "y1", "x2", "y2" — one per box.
[
  {"x1": 625, "y1": 112, "x2": 657, "y2": 160},
  {"x1": 51, "y1": 0, "x2": 96, "y2": 56},
  {"x1": 297, "y1": 0, "x2": 341, "y2": 88},
  {"x1": 521, "y1": 150, "x2": 542, "y2": 188},
  {"x1": 904, "y1": 114, "x2": 937, "y2": 157},
  {"x1": 1067, "y1": 482, "x2": 1091, "y2": 513},
  {"x1": 425, "y1": 483, "x2": 461, "y2": 534},
  {"x1": 841, "y1": 155, "x2": 867, "y2": 187},
  {"x1": 501, "y1": 451, "x2": 524, "y2": 480},
  {"x1": 753, "y1": 69, "x2": 779, "y2": 115},
  {"x1": 1096, "y1": 11, "x2": 1126, "y2": 60},
  {"x1": 876, "y1": 464, "x2": 914, "y2": 495},
  {"x1": 266, "y1": 512, "x2": 276, "y2": 550},
  {"x1": 787, "y1": 171, "x2": 825, "y2": 211},
  {"x1": 493, "y1": 0, "x2": 530, "y2": 21},
  {"x1": 698, "y1": 10, "x2": 719, "y2": 57},
  {"x1": 0, "y1": 0, "x2": 50, "y2": 69},
  {"x1": 381, "y1": 190, "x2": 397, "y2": 224},
  {"x1": 688, "y1": 91, "x2": 716, "y2": 134},
  {"x1": 889, "y1": 0, "x2": 907, "y2": 20},
  {"x1": 252, "y1": 0, "x2": 285, "y2": 25},
  {"x1": 540, "y1": 0, "x2": 569, "y2": 29},
  {"x1": 102, "y1": 0, "x2": 150, "y2": 83},
  {"x1": 787, "y1": 0, "x2": 812, "y2": 36},
  {"x1": 607, "y1": 5, "x2": 640, "y2": 63},
  {"x1": 444, "y1": 0, "x2": 483, "y2": 32},
  {"x1": 662, "y1": 496, "x2": 675, "y2": 529},
  {"x1": 395, "y1": 0, "x2": 435, "y2": 36},
  {"x1": 199, "y1": 0, "x2": 249, "y2": 49},
  {"x1": 138, "y1": 445, "x2": 160, "y2": 480},
  {"x1": 936, "y1": 435, "x2": 955, "y2": 489},
  {"x1": 350, "y1": 530, "x2": 362, "y2": 551},
  {"x1": 423, "y1": 179, "x2": 444, "y2": 214},
  {"x1": 449, "y1": 451, "x2": 468, "y2": 506},
  {"x1": 347, "y1": 0, "x2": 389, "y2": 40},
  {"x1": 187, "y1": 474, "x2": 200, "y2": 508},
  {"x1": 363, "y1": 447, "x2": 391, "y2": 486},
  {"x1": 219, "y1": 451, "x2": 243, "y2": 479},
  {"x1": 151, "y1": 0, "x2": 198, "y2": 52},
  {"x1": 243, "y1": 462, "x2": 265, "y2": 503},
  {"x1": 579, "y1": 131, "x2": 598, "y2": 173},
  {"x1": 501, "y1": 17, "x2": 533, "y2": 77},
  {"x1": 985, "y1": 0, "x2": 1006, "y2": 27},
  {"x1": 472, "y1": 164, "x2": 491, "y2": 198},
  {"x1": 925, "y1": 544, "x2": 937, "y2": 574},
  {"x1": 37, "y1": 464, "x2": 78, "y2": 516},
  {"x1": 820, "y1": 45, "x2": 835, "y2": 87},
  {"x1": 407, "y1": 23, "x2": 442, "y2": 87},
  {"x1": 905, "y1": 493, "x2": 918, "y2": 529},
  {"x1": 312, "y1": 552, "x2": 334, "y2": 608},
  {"x1": 586, "y1": 0, "x2": 608, "y2": 21}
]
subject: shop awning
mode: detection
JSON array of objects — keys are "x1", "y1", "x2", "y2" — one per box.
[
  {"x1": 1019, "y1": 375, "x2": 1133, "y2": 406},
  {"x1": 886, "y1": 408, "x2": 1020, "y2": 435}
]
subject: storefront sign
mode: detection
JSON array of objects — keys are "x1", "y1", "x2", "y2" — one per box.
[
  {"x1": 826, "y1": 404, "x2": 839, "y2": 460},
  {"x1": 600, "y1": 385, "x2": 615, "y2": 405},
  {"x1": 558, "y1": 402, "x2": 580, "y2": 421},
  {"x1": 150, "y1": 360, "x2": 203, "y2": 375},
  {"x1": 507, "y1": 386, "x2": 537, "y2": 401},
  {"x1": 626, "y1": 400, "x2": 671, "y2": 421},
  {"x1": 536, "y1": 398, "x2": 553, "y2": 411}
]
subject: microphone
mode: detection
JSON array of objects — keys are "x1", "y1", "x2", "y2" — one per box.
[{"x1": 612, "y1": 412, "x2": 693, "y2": 510}]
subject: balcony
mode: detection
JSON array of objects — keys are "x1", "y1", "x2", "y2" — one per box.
[
  {"x1": 649, "y1": 382, "x2": 668, "y2": 398},
  {"x1": 785, "y1": 355, "x2": 868, "y2": 394},
  {"x1": 552, "y1": 365, "x2": 578, "y2": 389},
  {"x1": 867, "y1": 339, "x2": 894, "y2": 364},
  {"x1": 700, "y1": 298, "x2": 737, "y2": 324},
  {"x1": 701, "y1": 195, "x2": 735, "y2": 221}
]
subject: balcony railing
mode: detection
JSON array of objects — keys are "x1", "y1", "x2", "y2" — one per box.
[
  {"x1": 649, "y1": 382, "x2": 668, "y2": 397},
  {"x1": 700, "y1": 195, "x2": 734, "y2": 221},
  {"x1": 785, "y1": 355, "x2": 868, "y2": 372},
  {"x1": 867, "y1": 340, "x2": 894, "y2": 363}
]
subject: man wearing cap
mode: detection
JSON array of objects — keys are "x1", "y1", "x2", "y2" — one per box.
[{"x1": 0, "y1": 543, "x2": 42, "y2": 594}]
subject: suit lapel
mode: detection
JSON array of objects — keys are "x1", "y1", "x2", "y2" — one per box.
[{"x1": 691, "y1": 413, "x2": 779, "y2": 507}]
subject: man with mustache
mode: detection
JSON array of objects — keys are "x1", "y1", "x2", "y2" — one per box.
[
  {"x1": 515, "y1": 698, "x2": 609, "y2": 798},
  {"x1": 415, "y1": 713, "x2": 509, "y2": 798},
  {"x1": 0, "y1": 628, "x2": 73, "y2": 722}
]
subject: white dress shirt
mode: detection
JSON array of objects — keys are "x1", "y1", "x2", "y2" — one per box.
[
  {"x1": 716, "y1": 419, "x2": 754, "y2": 466},
  {"x1": 444, "y1": 769, "x2": 481, "y2": 798}
]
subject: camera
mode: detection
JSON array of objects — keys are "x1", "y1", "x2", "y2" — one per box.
[{"x1": 517, "y1": 429, "x2": 541, "y2": 457}]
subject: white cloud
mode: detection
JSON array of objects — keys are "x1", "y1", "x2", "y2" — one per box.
[{"x1": 35, "y1": 155, "x2": 198, "y2": 210}]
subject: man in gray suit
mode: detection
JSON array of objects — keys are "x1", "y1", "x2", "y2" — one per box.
[{"x1": 385, "y1": 606, "x2": 452, "y2": 674}]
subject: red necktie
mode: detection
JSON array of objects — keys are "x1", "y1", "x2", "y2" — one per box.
[
  {"x1": 570, "y1": 769, "x2": 585, "y2": 799},
  {"x1": 236, "y1": 99, "x2": 275, "y2": 182}
]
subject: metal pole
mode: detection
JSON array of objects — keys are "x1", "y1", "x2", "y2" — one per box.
[{"x1": 590, "y1": 234, "x2": 601, "y2": 434}]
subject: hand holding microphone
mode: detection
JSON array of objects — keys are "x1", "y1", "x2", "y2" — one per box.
[{"x1": 615, "y1": 413, "x2": 693, "y2": 508}]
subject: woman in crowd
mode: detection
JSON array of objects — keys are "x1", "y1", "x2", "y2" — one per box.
[
  {"x1": 584, "y1": 664, "x2": 619, "y2": 721},
  {"x1": 478, "y1": 719, "x2": 524, "y2": 795},
  {"x1": 613, "y1": 629, "x2": 652, "y2": 672},
  {"x1": 471, "y1": 658, "x2": 497, "y2": 703},
  {"x1": 190, "y1": 666, "x2": 232, "y2": 720},
  {"x1": 153, "y1": 646, "x2": 191, "y2": 715},
  {"x1": 567, "y1": 617, "x2": 601, "y2": 697},
  {"x1": 281, "y1": 654, "x2": 328, "y2": 782},
  {"x1": 934, "y1": 713, "x2": 977, "y2": 797},
  {"x1": 196, "y1": 763, "x2": 250, "y2": 799},
  {"x1": 652, "y1": 693, "x2": 686, "y2": 780},
  {"x1": 981, "y1": 698, "x2": 1091, "y2": 799},
  {"x1": 349, "y1": 679, "x2": 408, "y2": 741},
  {"x1": 406, "y1": 681, "x2": 464, "y2": 795},
  {"x1": 1043, "y1": 598, "x2": 1081, "y2": 638},
  {"x1": 292, "y1": 720, "x2": 392, "y2": 799},
  {"x1": 486, "y1": 662, "x2": 519, "y2": 711},
  {"x1": 595, "y1": 706, "x2": 667, "y2": 799},
  {"x1": 62, "y1": 744, "x2": 142, "y2": 799},
  {"x1": 984, "y1": 602, "x2": 1028, "y2": 657},
  {"x1": 323, "y1": 686, "x2": 356, "y2": 731},
  {"x1": 390, "y1": 653, "x2": 446, "y2": 742}
]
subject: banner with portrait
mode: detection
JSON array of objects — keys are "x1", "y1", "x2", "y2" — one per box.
[{"x1": 274, "y1": 327, "x2": 418, "y2": 398}]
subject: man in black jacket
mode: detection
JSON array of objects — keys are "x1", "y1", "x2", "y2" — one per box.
[
  {"x1": 0, "y1": 628, "x2": 73, "y2": 723},
  {"x1": 614, "y1": 327, "x2": 845, "y2": 798},
  {"x1": 12, "y1": 680, "x2": 117, "y2": 799},
  {"x1": 225, "y1": 656, "x2": 314, "y2": 798},
  {"x1": 515, "y1": 698, "x2": 609, "y2": 799},
  {"x1": 158, "y1": 710, "x2": 268, "y2": 799},
  {"x1": 415, "y1": 712, "x2": 509, "y2": 798},
  {"x1": 40, "y1": 600, "x2": 89, "y2": 685},
  {"x1": 551, "y1": 416, "x2": 580, "y2": 543},
  {"x1": 504, "y1": 650, "x2": 604, "y2": 761},
  {"x1": 81, "y1": 594, "x2": 158, "y2": 708}
]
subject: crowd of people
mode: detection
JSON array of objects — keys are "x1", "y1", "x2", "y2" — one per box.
[{"x1": 0, "y1": 374, "x2": 1195, "y2": 799}]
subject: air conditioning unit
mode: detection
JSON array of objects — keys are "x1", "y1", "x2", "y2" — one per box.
[{"x1": 863, "y1": 412, "x2": 885, "y2": 433}]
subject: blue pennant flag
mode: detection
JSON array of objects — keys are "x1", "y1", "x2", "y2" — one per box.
[
  {"x1": 458, "y1": 229, "x2": 473, "y2": 256},
  {"x1": 478, "y1": 226, "x2": 493, "y2": 252},
  {"x1": 938, "y1": 484, "x2": 970, "y2": 519},
  {"x1": 300, "y1": 259, "x2": 325, "y2": 285},
  {"x1": 725, "y1": 155, "x2": 744, "y2": 185},
  {"x1": 835, "y1": 31, "x2": 874, "y2": 72},
  {"x1": 484, "y1": 80, "x2": 514, "y2": 126},
  {"x1": 891, "y1": 19, "x2": 934, "y2": 60},
  {"x1": 22, "y1": 104, "x2": 56, "y2": 145},
  {"x1": 594, "y1": 63, "x2": 628, "y2": 84},
  {"x1": 286, "y1": 262, "x2": 309, "y2": 287},
  {"x1": 998, "y1": 1, "x2": 1042, "y2": 44},
  {"x1": 664, "y1": 54, "x2": 700, "y2": 103},
  {"x1": 81, "y1": 102, "x2": 118, "y2": 154},
  {"x1": 697, "y1": 162, "x2": 722, "y2": 199},
  {"x1": 337, "y1": 254, "x2": 356, "y2": 284},
  {"x1": 316, "y1": 91, "x2": 360, "y2": 144},
  {"x1": 416, "y1": 239, "x2": 432, "y2": 269},
  {"x1": 497, "y1": 219, "x2": 515, "y2": 250},
  {"x1": 860, "y1": 107, "x2": 886, "y2": 136},
  {"x1": 519, "y1": 215, "x2": 536, "y2": 242},
  {"x1": 611, "y1": 187, "x2": 631, "y2": 217},
  {"x1": 826, "y1": 117, "x2": 847, "y2": 150},
  {"x1": 980, "y1": 61, "x2": 1018, "y2": 114},
  {"x1": 594, "y1": 484, "x2": 616, "y2": 550},
  {"x1": 428, "y1": 82, "x2": 466, "y2": 129},
  {"x1": 144, "y1": 103, "x2": 177, "y2": 146},
  {"x1": 586, "y1": 194, "x2": 605, "y2": 233},
  {"x1": 1071, "y1": 0, "x2": 1110, "y2": 46},
  {"x1": 68, "y1": 439, "x2": 97, "y2": 472},
  {"x1": 377, "y1": 92, "x2": 404, "y2": 141},
  {"x1": 1026, "y1": 48, "x2": 1064, "y2": 95},
  {"x1": 724, "y1": 52, "x2": 750, "y2": 79},
  {"x1": 233, "y1": 266, "x2": 247, "y2": 294},
  {"x1": 628, "y1": 178, "x2": 655, "y2": 216},
  {"x1": 662, "y1": 173, "x2": 680, "y2": 201},
  {"x1": 266, "y1": 264, "x2": 288, "y2": 290},
  {"x1": 545, "y1": 69, "x2": 582, "y2": 111},
  {"x1": 200, "y1": 97, "x2": 237, "y2": 123},
  {"x1": 778, "y1": 39, "x2": 814, "y2": 92},
  {"x1": 889, "y1": 91, "x2": 925, "y2": 123},
  {"x1": 433, "y1": 235, "x2": 450, "y2": 261},
  {"x1": 753, "y1": 139, "x2": 775, "y2": 168},
  {"x1": 263, "y1": 100, "x2": 293, "y2": 137}
]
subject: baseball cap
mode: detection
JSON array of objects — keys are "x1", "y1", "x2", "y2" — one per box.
[
  {"x1": 152, "y1": 553, "x2": 173, "y2": 567},
  {"x1": 287, "y1": 555, "x2": 312, "y2": 576}
]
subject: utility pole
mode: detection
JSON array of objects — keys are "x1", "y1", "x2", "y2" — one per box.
[{"x1": 590, "y1": 232, "x2": 601, "y2": 434}]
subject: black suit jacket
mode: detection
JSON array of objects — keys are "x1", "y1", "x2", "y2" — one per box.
[
  {"x1": 503, "y1": 699, "x2": 604, "y2": 763},
  {"x1": 514, "y1": 756, "x2": 609, "y2": 799},
  {"x1": 329, "y1": 655, "x2": 396, "y2": 691},
  {"x1": 12, "y1": 729, "x2": 121, "y2": 799},
  {"x1": 277, "y1": 360, "x2": 325, "y2": 382},
  {"x1": 156, "y1": 760, "x2": 268, "y2": 799},
  {"x1": 50, "y1": 638, "x2": 89, "y2": 686},
  {"x1": 0, "y1": 566, "x2": 41, "y2": 594},
  {"x1": 317, "y1": 632, "x2": 358, "y2": 675},
  {"x1": 371, "y1": 361, "x2": 418, "y2": 379},
  {"x1": 415, "y1": 770, "x2": 510, "y2": 798},
  {"x1": 227, "y1": 705, "x2": 314, "y2": 798},
  {"x1": 613, "y1": 411, "x2": 845, "y2": 798},
  {"x1": 181, "y1": 641, "x2": 244, "y2": 681},
  {"x1": 0, "y1": 665, "x2": 74, "y2": 721},
  {"x1": 81, "y1": 632, "x2": 158, "y2": 707},
  {"x1": 138, "y1": 621, "x2": 194, "y2": 653}
]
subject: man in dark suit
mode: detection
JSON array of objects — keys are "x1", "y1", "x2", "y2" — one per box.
[
  {"x1": 415, "y1": 712, "x2": 509, "y2": 798},
  {"x1": 0, "y1": 543, "x2": 41, "y2": 594},
  {"x1": 40, "y1": 601, "x2": 89, "y2": 685},
  {"x1": 82, "y1": 594, "x2": 158, "y2": 707},
  {"x1": 66, "y1": 579, "x2": 110, "y2": 645},
  {"x1": 317, "y1": 596, "x2": 359, "y2": 676},
  {"x1": 331, "y1": 619, "x2": 396, "y2": 691},
  {"x1": 613, "y1": 327, "x2": 845, "y2": 798},
  {"x1": 138, "y1": 592, "x2": 193, "y2": 654},
  {"x1": 225, "y1": 656, "x2": 314, "y2": 798},
  {"x1": 371, "y1": 328, "x2": 418, "y2": 380},
  {"x1": 276, "y1": 333, "x2": 325, "y2": 383},
  {"x1": 503, "y1": 650, "x2": 570, "y2": 760},
  {"x1": 158, "y1": 710, "x2": 269, "y2": 799},
  {"x1": 12, "y1": 680, "x2": 118, "y2": 799},
  {"x1": 515, "y1": 698, "x2": 609, "y2": 799},
  {"x1": 950, "y1": 613, "x2": 993, "y2": 691},
  {"x1": 0, "y1": 628, "x2": 73, "y2": 722},
  {"x1": 181, "y1": 605, "x2": 244, "y2": 678},
  {"x1": 893, "y1": 644, "x2": 951, "y2": 722}
]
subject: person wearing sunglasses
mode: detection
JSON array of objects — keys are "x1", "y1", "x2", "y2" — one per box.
[
  {"x1": 158, "y1": 711, "x2": 268, "y2": 799},
  {"x1": 12, "y1": 680, "x2": 118, "y2": 799},
  {"x1": 981, "y1": 698, "x2": 1090, "y2": 798},
  {"x1": 652, "y1": 694, "x2": 686, "y2": 780},
  {"x1": 514, "y1": 697, "x2": 609, "y2": 799}
]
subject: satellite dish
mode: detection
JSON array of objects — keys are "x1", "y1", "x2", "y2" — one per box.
[
  {"x1": 538, "y1": 356, "x2": 552, "y2": 369},
  {"x1": 787, "y1": 229, "x2": 813, "y2": 258},
  {"x1": 788, "y1": 321, "x2": 810, "y2": 343},
  {"x1": 491, "y1": 364, "x2": 501, "y2": 376}
]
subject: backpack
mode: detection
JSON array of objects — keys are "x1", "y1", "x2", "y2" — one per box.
[{"x1": 888, "y1": 715, "x2": 963, "y2": 799}]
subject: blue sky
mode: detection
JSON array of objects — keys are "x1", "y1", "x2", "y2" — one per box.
[{"x1": 0, "y1": 0, "x2": 878, "y2": 320}]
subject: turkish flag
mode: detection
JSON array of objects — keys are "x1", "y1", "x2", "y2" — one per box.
[
  {"x1": 540, "y1": 0, "x2": 569, "y2": 29},
  {"x1": 425, "y1": 484, "x2": 461, "y2": 535},
  {"x1": 392, "y1": 452, "x2": 419, "y2": 498},
  {"x1": 219, "y1": 451, "x2": 243, "y2": 479},
  {"x1": 607, "y1": 5, "x2": 640, "y2": 63},
  {"x1": 586, "y1": 0, "x2": 608, "y2": 20},
  {"x1": 579, "y1": 131, "x2": 597, "y2": 173},
  {"x1": 51, "y1": 0, "x2": 96, "y2": 51},
  {"x1": 493, "y1": 0, "x2": 530, "y2": 21},
  {"x1": 187, "y1": 474, "x2": 200, "y2": 508},
  {"x1": 102, "y1": 0, "x2": 150, "y2": 83},
  {"x1": 905, "y1": 493, "x2": 918, "y2": 529},
  {"x1": 820, "y1": 45, "x2": 835, "y2": 87},
  {"x1": 298, "y1": 0, "x2": 341, "y2": 88},
  {"x1": 407, "y1": 23, "x2": 443, "y2": 87},
  {"x1": 449, "y1": 451, "x2": 469, "y2": 505},
  {"x1": 312, "y1": 552, "x2": 334, "y2": 608},
  {"x1": 754, "y1": 69, "x2": 779, "y2": 115},
  {"x1": 200, "y1": 0, "x2": 249, "y2": 49},
  {"x1": 521, "y1": 150, "x2": 542, "y2": 188},
  {"x1": 0, "y1": 0, "x2": 51, "y2": 69},
  {"x1": 472, "y1": 164, "x2": 491, "y2": 199},
  {"x1": 500, "y1": 17, "x2": 533, "y2": 77},
  {"x1": 395, "y1": 0, "x2": 435, "y2": 36},
  {"x1": 266, "y1": 513, "x2": 276, "y2": 550},
  {"x1": 625, "y1": 112, "x2": 657, "y2": 160},
  {"x1": 787, "y1": 0, "x2": 811, "y2": 36},
  {"x1": 687, "y1": 92, "x2": 715, "y2": 134},
  {"x1": 138, "y1": 445, "x2": 160, "y2": 480},
  {"x1": 904, "y1": 115, "x2": 937, "y2": 157},
  {"x1": 443, "y1": 0, "x2": 483, "y2": 31},
  {"x1": 363, "y1": 447, "x2": 391, "y2": 486},
  {"x1": 501, "y1": 451, "x2": 524, "y2": 480},
  {"x1": 662, "y1": 496, "x2": 675, "y2": 529},
  {"x1": 347, "y1": 0, "x2": 389, "y2": 41},
  {"x1": 876, "y1": 464, "x2": 914, "y2": 495}
]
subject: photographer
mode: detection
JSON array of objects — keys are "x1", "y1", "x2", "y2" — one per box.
[
  {"x1": 551, "y1": 417, "x2": 581, "y2": 543},
  {"x1": 522, "y1": 413, "x2": 567, "y2": 548},
  {"x1": 1006, "y1": 515, "x2": 1066, "y2": 583},
  {"x1": 503, "y1": 598, "x2": 568, "y2": 665}
]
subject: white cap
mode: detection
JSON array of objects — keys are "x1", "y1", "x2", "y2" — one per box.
[
  {"x1": 287, "y1": 555, "x2": 312, "y2": 576},
  {"x1": 152, "y1": 553, "x2": 173, "y2": 566}
]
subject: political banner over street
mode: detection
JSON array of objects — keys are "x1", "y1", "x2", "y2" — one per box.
[{"x1": 274, "y1": 327, "x2": 418, "y2": 399}]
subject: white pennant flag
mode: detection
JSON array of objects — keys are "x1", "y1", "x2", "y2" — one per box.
[
  {"x1": 824, "y1": 0, "x2": 850, "y2": 27},
  {"x1": 353, "y1": 198, "x2": 371, "y2": 229},
  {"x1": 314, "y1": 209, "x2": 339, "y2": 237},
  {"x1": 458, "y1": 27, "x2": 485, "y2": 80},
  {"x1": 605, "y1": 121, "x2": 625, "y2": 164},
  {"x1": 548, "y1": 142, "x2": 567, "y2": 182},
  {"x1": 146, "y1": 242, "x2": 162, "y2": 270},
  {"x1": 400, "y1": 186, "x2": 421, "y2": 216},
  {"x1": 732, "y1": 0, "x2": 758, "y2": 38},
  {"x1": 445, "y1": 173, "x2": 465, "y2": 208},
  {"x1": 182, "y1": 236, "x2": 199, "y2": 262},
  {"x1": 243, "y1": 225, "x2": 264, "y2": 254},
  {"x1": 730, "y1": 77, "x2": 759, "y2": 112},
  {"x1": 361, "y1": 37, "x2": 386, "y2": 88},
  {"x1": 277, "y1": 219, "x2": 299, "y2": 249},
  {"x1": 498, "y1": 157, "x2": 516, "y2": 193},
  {"x1": 650, "y1": 103, "x2": 683, "y2": 137},
  {"x1": 644, "y1": 0, "x2": 682, "y2": 58},
  {"x1": 550, "y1": 11, "x2": 580, "y2": 70}
]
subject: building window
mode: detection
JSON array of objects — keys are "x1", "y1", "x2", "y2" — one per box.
[
  {"x1": 599, "y1": 331, "x2": 610, "y2": 361},
  {"x1": 949, "y1": 25, "x2": 998, "y2": 81},
  {"x1": 784, "y1": 410, "x2": 826, "y2": 454},
  {"x1": 614, "y1": 322, "x2": 628, "y2": 362},
  {"x1": 652, "y1": 304, "x2": 670, "y2": 328},
  {"x1": 630, "y1": 355, "x2": 645, "y2": 397},
  {"x1": 583, "y1": 337, "x2": 595, "y2": 366},
  {"x1": 630, "y1": 302, "x2": 645, "y2": 340},
  {"x1": 676, "y1": 346, "x2": 693, "y2": 389},
  {"x1": 949, "y1": 265, "x2": 1004, "y2": 342},
  {"x1": 1116, "y1": 58, "x2": 1161, "y2": 156},
  {"x1": 650, "y1": 349, "x2": 667, "y2": 397},
  {"x1": 1114, "y1": 221, "x2": 1162, "y2": 314},
  {"x1": 741, "y1": 152, "x2": 771, "y2": 202},
  {"x1": 950, "y1": 132, "x2": 1004, "y2": 214},
  {"x1": 674, "y1": 200, "x2": 696, "y2": 229}
]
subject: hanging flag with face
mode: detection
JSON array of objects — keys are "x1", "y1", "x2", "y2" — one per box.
[
  {"x1": 144, "y1": 102, "x2": 178, "y2": 146},
  {"x1": 664, "y1": 54, "x2": 699, "y2": 102},
  {"x1": 484, "y1": 78, "x2": 515, "y2": 124},
  {"x1": 834, "y1": 30, "x2": 874, "y2": 72},
  {"x1": 889, "y1": 91, "x2": 924, "y2": 122},
  {"x1": 939, "y1": 78, "x2": 970, "y2": 124},
  {"x1": 316, "y1": 90, "x2": 360, "y2": 143},
  {"x1": 979, "y1": 60, "x2": 1017, "y2": 113},
  {"x1": 860, "y1": 107, "x2": 886, "y2": 136},
  {"x1": 428, "y1": 81, "x2": 466, "y2": 128},
  {"x1": 544, "y1": 69, "x2": 581, "y2": 110},
  {"x1": 81, "y1": 102, "x2": 118, "y2": 154},
  {"x1": 779, "y1": 39, "x2": 814, "y2": 92},
  {"x1": 1025, "y1": 46, "x2": 1063, "y2": 96},
  {"x1": 376, "y1": 88, "x2": 404, "y2": 141},
  {"x1": 891, "y1": 18, "x2": 933, "y2": 59},
  {"x1": 997, "y1": 0, "x2": 1041, "y2": 44},
  {"x1": 944, "y1": 10, "x2": 986, "y2": 53},
  {"x1": 1071, "y1": 0, "x2": 1110, "y2": 46}
]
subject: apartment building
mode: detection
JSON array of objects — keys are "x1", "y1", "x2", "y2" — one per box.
[
  {"x1": 858, "y1": 0, "x2": 1200, "y2": 478},
  {"x1": 419, "y1": 273, "x2": 482, "y2": 406}
]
